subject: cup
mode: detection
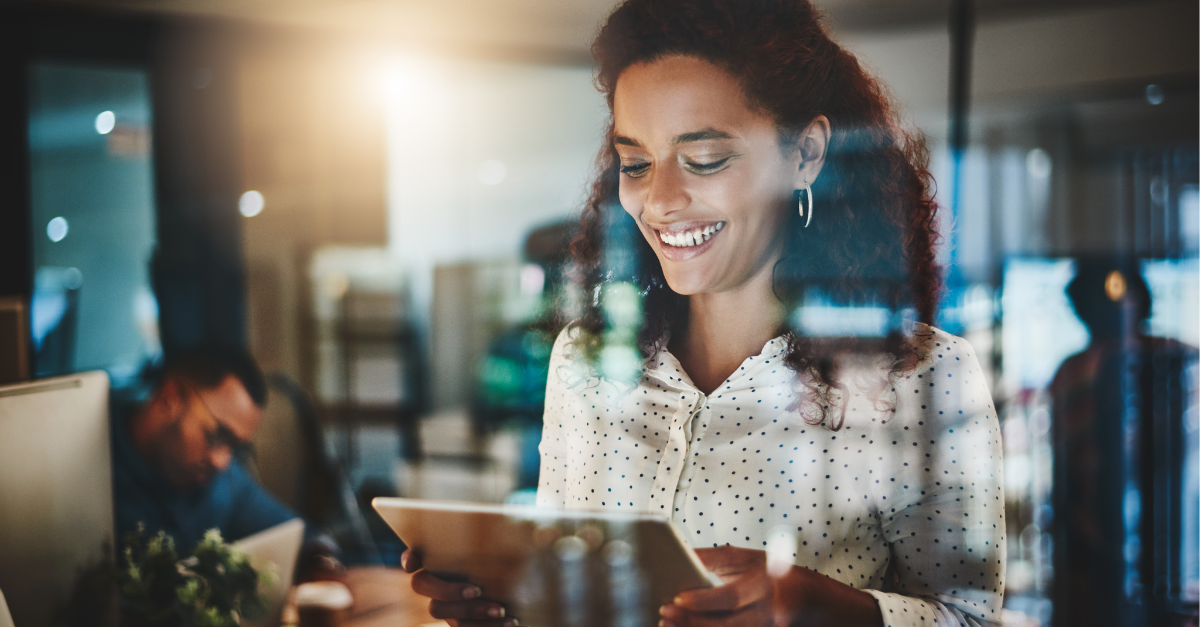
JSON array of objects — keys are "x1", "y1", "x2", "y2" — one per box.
[{"x1": 295, "y1": 581, "x2": 353, "y2": 627}]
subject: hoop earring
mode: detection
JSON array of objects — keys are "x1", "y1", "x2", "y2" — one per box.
[{"x1": 798, "y1": 183, "x2": 813, "y2": 228}]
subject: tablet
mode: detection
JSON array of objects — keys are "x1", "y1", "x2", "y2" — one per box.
[{"x1": 372, "y1": 498, "x2": 717, "y2": 627}]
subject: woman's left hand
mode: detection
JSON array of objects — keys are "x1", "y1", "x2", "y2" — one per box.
[
  {"x1": 658, "y1": 546, "x2": 776, "y2": 627},
  {"x1": 659, "y1": 545, "x2": 883, "y2": 627}
]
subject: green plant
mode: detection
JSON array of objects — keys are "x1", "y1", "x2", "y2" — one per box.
[{"x1": 118, "y1": 526, "x2": 271, "y2": 627}]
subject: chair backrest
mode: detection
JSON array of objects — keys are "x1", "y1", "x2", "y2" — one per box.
[
  {"x1": 248, "y1": 374, "x2": 383, "y2": 563},
  {"x1": 251, "y1": 383, "x2": 309, "y2": 510}
]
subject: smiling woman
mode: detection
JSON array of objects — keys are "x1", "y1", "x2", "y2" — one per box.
[
  {"x1": 568, "y1": 8, "x2": 944, "y2": 429},
  {"x1": 402, "y1": 1, "x2": 1004, "y2": 626},
  {"x1": 613, "y1": 56, "x2": 814, "y2": 302}
]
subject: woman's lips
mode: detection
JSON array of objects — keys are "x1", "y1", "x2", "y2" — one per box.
[{"x1": 654, "y1": 221, "x2": 725, "y2": 262}]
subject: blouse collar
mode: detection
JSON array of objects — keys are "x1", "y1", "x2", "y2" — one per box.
[{"x1": 644, "y1": 334, "x2": 790, "y2": 393}]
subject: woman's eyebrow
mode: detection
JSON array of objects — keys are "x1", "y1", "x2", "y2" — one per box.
[
  {"x1": 613, "y1": 128, "x2": 734, "y2": 148},
  {"x1": 672, "y1": 128, "x2": 733, "y2": 144}
]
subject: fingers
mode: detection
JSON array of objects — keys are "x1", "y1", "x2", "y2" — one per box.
[
  {"x1": 660, "y1": 601, "x2": 772, "y2": 627},
  {"x1": 429, "y1": 599, "x2": 515, "y2": 624},
  {"x1": 662, "y1": 553, "x2": 771, "y2": 627},
  {"x1": 445, "y1": 620, "x2": 518, "y2": 627},
  {"x1": 409, "y1": 571, "x2": 519, "y2": 627},
  {"x1": 693, "y1": 546, "x2": 764, "y2": 577},
  {"x1": 658, "y1": 602, "x2": 688, "y2": 627},
  {"x1": 400, "y1": 548, "x2": 423, "y2": 573},
  {"x1": 411, "y1": 570, "x2": 484, "y2": 602},
  {"x1": 673, "y1": 570, "x2": 773, "y2": 613}
]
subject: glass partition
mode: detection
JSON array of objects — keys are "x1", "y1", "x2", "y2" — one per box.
[{"x1": 28, "y1": 63, "x2": 160, "y2": 386}]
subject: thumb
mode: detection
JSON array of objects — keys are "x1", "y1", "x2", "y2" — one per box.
[
  {"x1": 401, "y1": 548, "x2": 424, "y2": 573},
  {"x1": 695, "y1": 546, "x2": 763, "y2": 575}
]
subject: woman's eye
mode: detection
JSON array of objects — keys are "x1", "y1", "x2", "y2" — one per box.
[
  {"x1": 684, "y1": 157, "x2": 732, "y2": 174},
  {"x1": 620, "y1": 163, "x2": 650, "y2": 178}
]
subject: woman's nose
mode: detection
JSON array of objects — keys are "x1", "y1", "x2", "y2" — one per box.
[{"x1": 642, "y1": 163, "x2": 690, "y2": 218}]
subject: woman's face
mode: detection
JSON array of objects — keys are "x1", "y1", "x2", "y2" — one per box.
[{"x1": 613, "y1": 55, "x2": 803, "y2": 296}]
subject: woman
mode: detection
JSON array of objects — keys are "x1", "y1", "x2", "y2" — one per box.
[{"x1": 404, "y1": 1, "x2": 1005, "y2": 626}]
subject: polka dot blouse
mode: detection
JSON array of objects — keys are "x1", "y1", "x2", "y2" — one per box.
[{"x1": 536, "y1": 323, "x2": 1006, "y2": 627}]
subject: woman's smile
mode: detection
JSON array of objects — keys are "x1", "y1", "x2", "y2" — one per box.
[{"x1": 654, "y1": 220, "x2": 725, "y2": 260}]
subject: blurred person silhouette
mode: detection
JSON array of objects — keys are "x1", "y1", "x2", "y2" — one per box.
[
  {"x1": 472, "y1": 220, "x2": 577, "y2": 489},
  {"x1": 111, "y1": 346, "x2": 341, "y2": 579},
  {"x1": 1051, "y1": 257, "x2": 1198, "y2": 626}
]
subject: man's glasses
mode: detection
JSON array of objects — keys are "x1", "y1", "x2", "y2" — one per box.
[{"x1": 182, "y1": 382, "x2": 255, "y2": 459}]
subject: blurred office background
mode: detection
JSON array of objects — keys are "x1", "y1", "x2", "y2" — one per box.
[{"x1": 0, "y1": 0, "x2": 1195, "y2": 625}]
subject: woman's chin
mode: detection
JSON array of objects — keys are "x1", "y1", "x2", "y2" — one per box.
[{"x1": 661, "y1": 270, "x2": 715, "y2": 296}]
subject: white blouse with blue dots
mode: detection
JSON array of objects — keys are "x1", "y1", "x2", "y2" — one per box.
[{"x1": 536, "y1": 323, "x2": 1006, "y2": 627}]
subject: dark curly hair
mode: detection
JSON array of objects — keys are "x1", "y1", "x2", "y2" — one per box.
[{"x1": 568, "y1": 0, "x2": 942, "y2": 428}]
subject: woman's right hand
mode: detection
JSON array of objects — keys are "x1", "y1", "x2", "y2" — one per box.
[{"x1": 401, "y1": 547, "x2": 517, "y2": 627}]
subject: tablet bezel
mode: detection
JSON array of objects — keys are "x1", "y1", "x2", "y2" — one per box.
[{"x1": 372, "y1": 497, "x2": 716, "y2": 626}]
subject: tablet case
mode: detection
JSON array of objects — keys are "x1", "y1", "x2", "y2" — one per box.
[{"x1": 372, "y1": 498, "x2": 715, "y2": 627}]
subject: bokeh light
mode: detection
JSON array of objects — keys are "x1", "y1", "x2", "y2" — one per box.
[
  {"x1": 46, "y1": 216, "x2": 68, "y2": 242},
  {"x1": 94, "y1": 111, "x2": 115, "y2": 135},
  {"x1": 239, "y1": 190, "x2": 265, "y2": 217},
  {"x1": 1145, "y1": 84, "x2": 1164, "y2": 105},
  {"x1": 1105, "y1": 270, "x2": 1127, "y2": 301}
]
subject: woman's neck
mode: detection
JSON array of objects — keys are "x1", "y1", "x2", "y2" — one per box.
[{"x1": 671, "y1": 266, "x2": 785, "y2": 395}]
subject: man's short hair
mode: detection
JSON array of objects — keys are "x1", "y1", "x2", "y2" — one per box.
[
  {"x1": 161, "y1": 346, "x2": 267, "y2": 408},
  {"x1": 1067, "y1": 258, "x2": 1152, "y2": 325}
]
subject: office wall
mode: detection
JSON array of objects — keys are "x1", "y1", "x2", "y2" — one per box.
[
  {"x1": 383, "y1": 57, "x2": 607, "y2": 365},
  {"x1": 234, "y1": 33, "x2": 390, "y2": 384}
]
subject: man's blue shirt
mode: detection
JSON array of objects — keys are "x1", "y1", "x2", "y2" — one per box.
[{"x1": 110, "y1": 407, "x2": 296, "y2": 553}]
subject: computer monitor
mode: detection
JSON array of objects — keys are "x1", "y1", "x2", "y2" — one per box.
[{"x1": 0, "y1": 371, "x2": 116, "y2": 627}]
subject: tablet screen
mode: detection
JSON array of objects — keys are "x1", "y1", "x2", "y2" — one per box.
[{"x1": 373, "y1": 498, "x2": 715, "y2": 627}]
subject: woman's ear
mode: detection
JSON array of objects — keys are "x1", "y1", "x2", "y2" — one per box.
[{"x1": 794, "y1": 115, "x2": 830, "y2": 188}]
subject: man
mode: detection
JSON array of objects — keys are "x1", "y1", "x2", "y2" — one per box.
[
  {"x1": 111, "y1": 347, "x2": 325, "y2": 559},
  {"x1": 1050, "y1": 259, "x2": 1198, "y2": 624}
]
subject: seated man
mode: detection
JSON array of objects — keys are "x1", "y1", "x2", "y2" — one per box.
[{"x1": 111, "y1": 346, "x2": 336, "y2": 572}]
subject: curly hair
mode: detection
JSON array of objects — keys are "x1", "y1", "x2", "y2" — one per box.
[{"x1": 568, "y1": 0, "x2": 942, "y2": 428}]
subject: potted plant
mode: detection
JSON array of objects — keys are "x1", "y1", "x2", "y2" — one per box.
[{"x1": 117, "y1": 527, "x2": 270, "y2": 627}]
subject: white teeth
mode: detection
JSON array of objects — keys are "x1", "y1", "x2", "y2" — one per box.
[{"x1": 659, "y1": 222, "x2": 725, "y2": 248}]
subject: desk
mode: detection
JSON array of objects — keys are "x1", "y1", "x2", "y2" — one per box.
[{"x1": 341, "y1": 567, "x2": 439, "y2": 627}]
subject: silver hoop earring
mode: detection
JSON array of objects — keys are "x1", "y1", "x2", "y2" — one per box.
[{"x1": 798, "y1": 183, "x2": 813, "y2": 228}]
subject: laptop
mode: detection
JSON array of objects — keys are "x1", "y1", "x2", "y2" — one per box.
[
  {"x1": 234, "y1": 518, "x2": 305, "y2": 626},
  {"x1": 0, "y1": 372, "x2": 115, "y2": 626},
  {"x1": 0, "y1": 588, "x2": 14, "y2": 627}
]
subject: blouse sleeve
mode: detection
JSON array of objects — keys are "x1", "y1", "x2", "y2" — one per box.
[
  {"x1": 865, "y1": 332, "x2": 1007, "y2": 627},
  {"x1": 535, "y1": 325, "x2": 576, "y2": 509}
]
